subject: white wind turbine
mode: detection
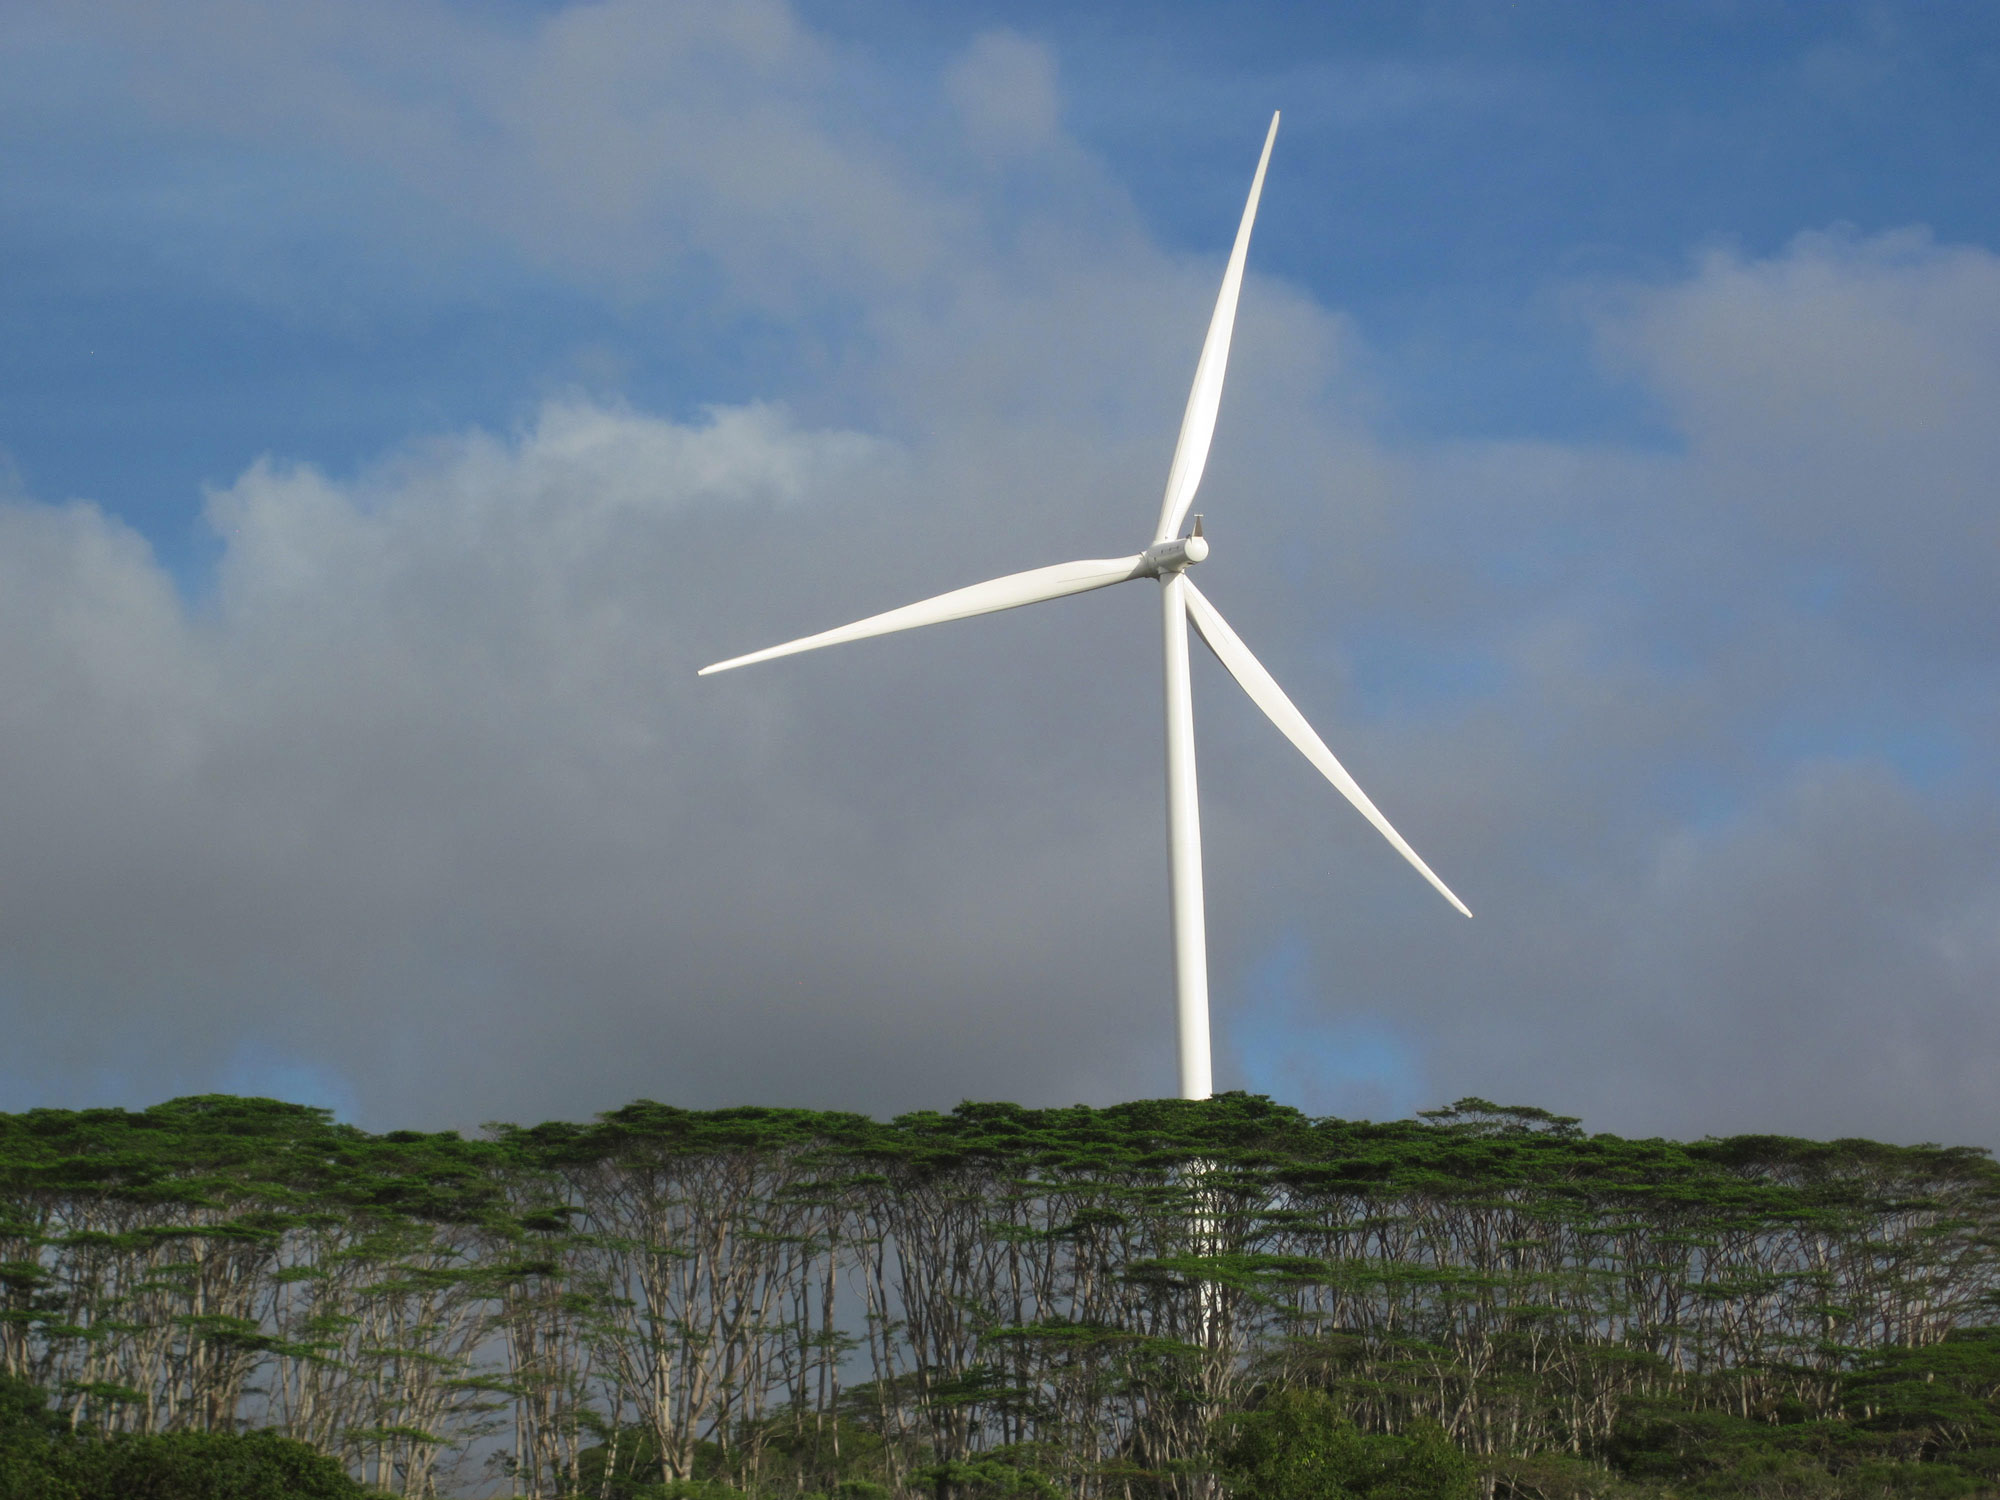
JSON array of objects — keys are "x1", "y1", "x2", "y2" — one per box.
[{"x1": 701, "y1": 114, "x2": 1470, "y2": 1100}]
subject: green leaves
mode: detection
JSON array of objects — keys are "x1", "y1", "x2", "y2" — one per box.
[
  {"x1": 6, "y1": 1091, "x2": 2000, "y2": 1495},
  {"x1": 1217, "y1": 1388, "x2": 1475, "y2": 1500},
  {"x1": 0, "y1": 1375, "x2": 391, "y2": 1500}
]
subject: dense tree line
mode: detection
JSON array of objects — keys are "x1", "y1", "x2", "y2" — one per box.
[{"x1": 3, "y1": 1093, "x2": 1999, "y2": 1498}]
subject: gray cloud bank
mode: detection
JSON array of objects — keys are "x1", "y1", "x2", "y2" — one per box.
[{"x1": 1, "y1": 2, "x2": 1996, "y2": 1145}]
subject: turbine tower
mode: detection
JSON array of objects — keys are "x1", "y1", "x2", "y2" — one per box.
[{"x1": 700, "y1": 114, "x2": 1470, "y2": 1100}]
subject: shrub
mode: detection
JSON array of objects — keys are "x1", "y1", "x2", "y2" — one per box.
[
  {"x1": 0, "y1": 1375, "x2": 381, "y2": 1500},
  {"x1": 1218, "y1": 1387, "x2": 1476, "y2": 1500}
]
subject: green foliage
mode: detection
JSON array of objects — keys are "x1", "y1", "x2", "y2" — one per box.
[
  {"x1": 1845, "y1": 1327, "x2": 2000, "y2": 1459},
  {"x1": 911, "y1": 1454, "x2": 1063, "y2": 1500},
  {"x1": 1218, "y1": 1388, "x2": 1475, "y2": 1500},
  {"x1": 593, "y1": 1483, "x2": 753, "y2": 1500},
  {"x1": 571, "y1": 1413, "x2": 896, "y2": 1500},
  {"x1": 0, "y1": 1374, "x2": 384, "y2": 1500},
  {"x1": 67, "y1": 1429, "x2": 387, "y2": 1499},
  {"x1": 0, "y1": 1373, "x2": 68, "y2": 1441},
  {"x1": 1, "y1": 1373, "x2": 75, "y2": 1500},
  {"x1": 1599, "y1": 1354, "x2": 2000, "y2": 1499},
  {"x1": 10, "y1": 1091, "x2": 2000, "y2": 1495}
]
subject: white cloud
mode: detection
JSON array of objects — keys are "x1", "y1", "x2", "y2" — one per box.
[
  {"x1": 1599, "y1": 227, "x2": 2000, "y2": 643},
  {"x1": 43, "y1": 0, "x2": 965, "y2": 309},
  {"x1": 0, "y1": 2, "x2": 1996, "y2": 1152},
  {"x1": 947, "y1": 32, "x2": 1063, "y2": 160}
]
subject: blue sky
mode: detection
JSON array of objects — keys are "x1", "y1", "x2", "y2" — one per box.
[
  {"x1": 13, "y1": 3, "x2": 1998, "y2": 559},
  {"x1": 1, "y1": 1, "x2": 1997, "y2": 1141}
]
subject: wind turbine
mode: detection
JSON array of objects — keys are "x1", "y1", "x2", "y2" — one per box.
[{"x1": 700, "y1": 113, "x2": 1470, "y2": 1100}]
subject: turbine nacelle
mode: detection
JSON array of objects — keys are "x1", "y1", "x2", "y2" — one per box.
[{"x1": 1137, "y1": 527, "x2": 1210, "y2": 578}]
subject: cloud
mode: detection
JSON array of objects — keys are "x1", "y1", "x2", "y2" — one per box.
[
  {"x1": 28, "y1": 0, "x2": 967, "y2": 313},
  {"x1": 0, "y1": 397, "x2": 1198, "y2": 1126},
  {"x1": 1311, "y1": 229, "x2": 2000, "y2": 1145},
  {"x1": 947, "y1": 33, "x2": 1062, "y2": 161},
  {"x1": 1597, "y1": 227, "x2": 2000, "y2": 645},
  {"x1": 0, "y1": 2, "x2": 1996, "y2": 1152}
]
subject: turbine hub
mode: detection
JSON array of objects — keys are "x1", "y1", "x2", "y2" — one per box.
[{"x1": 1139, "y1": 532, "x2": 1209, "y2": 577}]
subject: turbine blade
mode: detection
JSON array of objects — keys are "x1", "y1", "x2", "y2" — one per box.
[
  {"x1": 699, "y1": 554, "x2": 1147, "y2": 676},
  {"x1": 1154, "y1": 111, "x2": 1278, "y2": 544},
  {"x1": 1182, "y1": 580, "x2": 1472, "y2": 917}
]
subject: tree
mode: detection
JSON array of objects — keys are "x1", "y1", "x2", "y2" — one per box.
[
  {"x1": 1, "y1": 1372, "x2": 386, "y2": 1499},
  {"x1": 1217, "y1": 1388, "x2": 1475, "y2": 1500}
]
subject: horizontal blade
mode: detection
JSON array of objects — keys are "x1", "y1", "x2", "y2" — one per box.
[
  {"x1": 699, "y1": 554, "x2": 1146, "y2": 676},
  {"x1": 1182, "y1": 579, "x2": 1471, "y2": 917},
  {"x1": 1154, "y1": 111, "x2": 1278, "y2": 544}
]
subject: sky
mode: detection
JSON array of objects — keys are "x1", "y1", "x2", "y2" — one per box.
[{"x1": 1, "y1": 0, "x2": 1997, "y2": 1145}]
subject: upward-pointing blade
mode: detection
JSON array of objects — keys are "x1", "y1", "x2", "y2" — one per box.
[
  {"x1": 698, "y1": 554, "x2": 1148, "y2": 676},
  {"x1": 1182, "y1": 579, "x2": 1472, "y2": 918},
  {"x1": 1154, "y1": 111, "x2": 1279, "y2": 545}
]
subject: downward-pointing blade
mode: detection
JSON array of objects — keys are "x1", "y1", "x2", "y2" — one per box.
[
  {"x1": 699, "y1": 554, "x2": 1148, "y2": 676},
  {"x1": 1154, "y1": 111, "x2": 1279, "y2": 545},
  {"x1": 1182, "y1": 580, "x2": 1472, "y2": 917}
]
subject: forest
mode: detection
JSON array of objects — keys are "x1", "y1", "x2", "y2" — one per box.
[{"x1": 4, "y1": 1092, "x2": 2000, "y2": 1499}]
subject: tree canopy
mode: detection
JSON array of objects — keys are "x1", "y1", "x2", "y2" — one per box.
[{"x1": 5, "y1": 1092, "x2": 1999, "y2": 1497}]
